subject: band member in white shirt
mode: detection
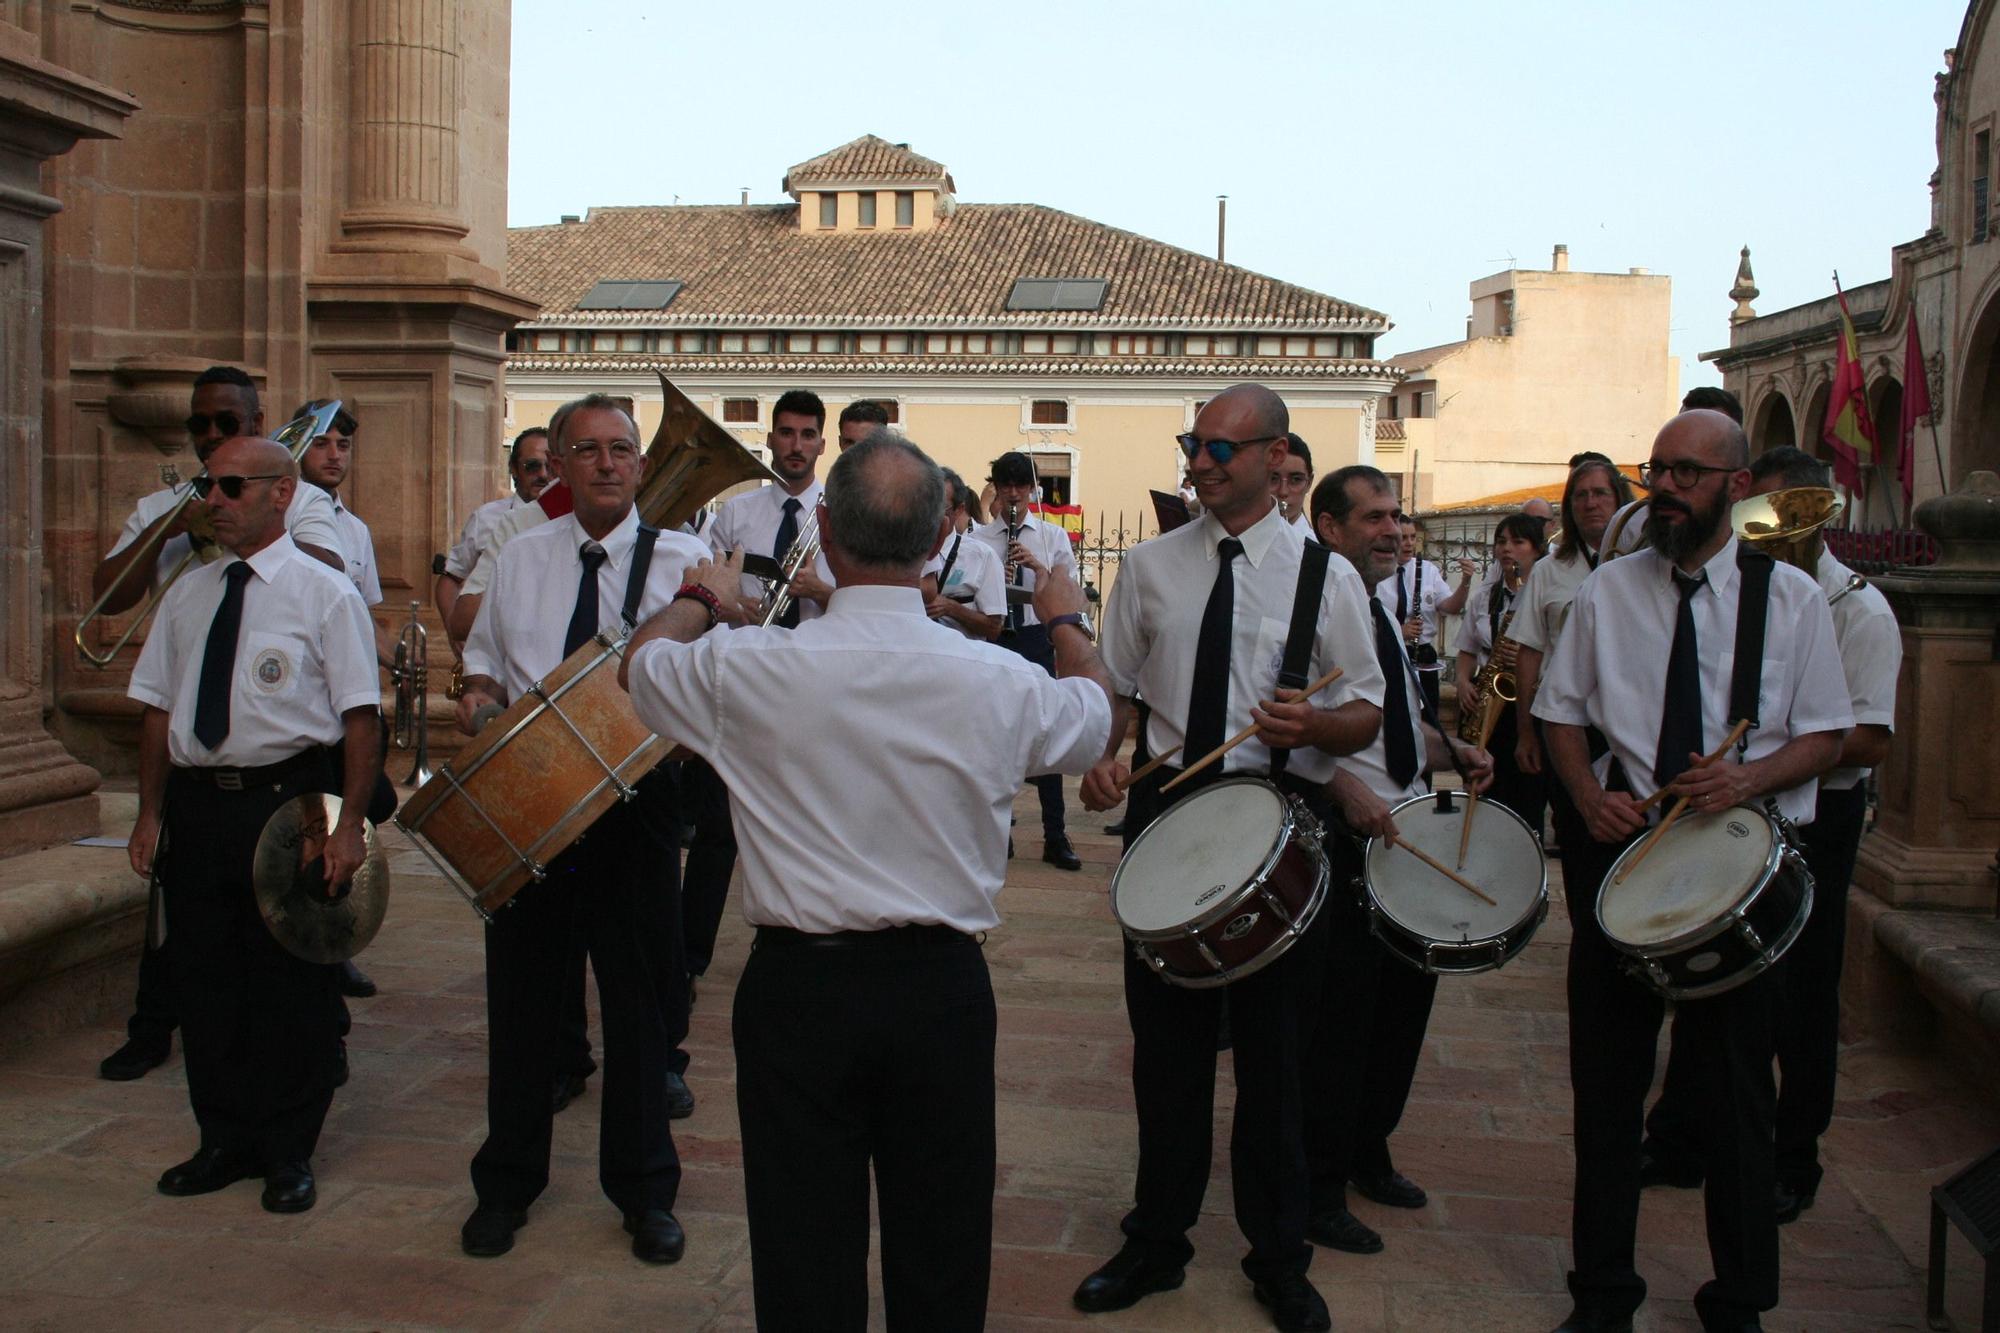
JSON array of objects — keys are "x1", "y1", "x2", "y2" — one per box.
[
  {"x1": 921, "y1": 468, "x2": 1004, "y2": 640},
  {"x1": 1388, "y1": 516, "x2": 1448, "y2": 718},
  {"x1": 1271, "y1": 433, "x2": 1314, "y2": 533},
  {"x1": 434, "y1": 426, "x2": 555, "y2": 635},
  {"x1": 1453, "y1": 511, "x2": 1550, "y2": 837},
  {"x1": 455, "y1": 394, "x2": 710, "y2": 1267},
  {"x1": 1533, "y1": 409, "x2": 1851, "y2": 1333},
  {"x1": 1306, "y1": 465, "x2": 1491, "y2": 1257},
  {"x1": 126, "y1": 435, "x2": 381, "y2": 1216},
  {"x1": 623, "y1": 429, "x2": 1113, "y2": 1333},
  {"x1": 708, "y1": 388, "x2": 836, "y2": 625},
  {"x1": 978, "y1": 450, "x2": 1086, "y2": 870},
  {"x1": 1639, "y1": 446, "x2": 1902, "y2": 1226},
  {"x1": 94, "y1": 365, "x2": 347, "y2": 1085},
  {"x1": 1076, "y1": 385, "x2": 1386, "y2": 1333},
  {"x1": 836, "y1": 398, "x2": 891, "y2": 450}
]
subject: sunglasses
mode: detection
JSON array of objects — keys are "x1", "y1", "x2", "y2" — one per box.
[
  {"x1": 1176, "y1": 432, "x2": 1279, "y2": 466},
  {"x1": 185, "y1": 411, "x2": 244, "y2": 438},
  {"x1": 191, "y1": 472, "x2": 284, "y2": 500}
]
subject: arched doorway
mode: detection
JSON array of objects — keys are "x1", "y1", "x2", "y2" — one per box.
[
  {"x1": 1801, "y1": 382, "x2": 1832, "y2": 463},
  {"x1": 1751, "y1": 391, "x2": 1796, "y2": 453},
  {"x1": 1864, "y1": 376, "x2": 1905, "y2": 525},
  {"x1": 1954, "y1": 286, "x2": 2000, "y2": 486}
]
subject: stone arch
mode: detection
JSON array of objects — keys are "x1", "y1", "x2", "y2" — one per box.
[
  {"x1": 1800, "y1": 380, "x2": 1833, "y2": 462},
  {"x1": 1750, "y1": 390, "x2": 1797, "y2": 453},
  {"x1": 1862, "y1": 374, "x2": 1905, "y2": 525},
  {"x1": 1953, "y1": 280, "x2": 2000, "y2": 485}
]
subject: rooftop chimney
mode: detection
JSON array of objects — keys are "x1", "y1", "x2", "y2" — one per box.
[
  {"x1": 1629, "y1": 266, "x2": 1650, "y2": 276},
  {"x1": 1552, "y1": 244, "x2": 1569, "y2": 272},
  {"x1": 560, "y1": 214, "x2": 579, "y2": 224},
  {"x1": 1217, "y1": 195, "x2": 1227, "y2": 263},
  {"x1": 740, "y1": 187, "x2": 749, "y2": 205}
]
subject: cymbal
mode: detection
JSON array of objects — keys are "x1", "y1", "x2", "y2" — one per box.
[{"x1": 253, "y1": 793, "x2": 390, "y2": 963}]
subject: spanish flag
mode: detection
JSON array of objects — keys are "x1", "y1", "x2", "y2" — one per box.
[{"x1": 1822, "y1": 278, "x2": 1878, "y2": 495}]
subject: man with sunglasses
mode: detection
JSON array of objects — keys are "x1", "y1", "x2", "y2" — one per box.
[
  {"x1": 125, "y1": 434, "x2": 381, "y2": 1217},
  {"x1": 1533, "y1": 409, "x2": 1851, "y2": 1333},
  {"x1": 93, "y1": 365, "x2": 348, "y2": 1085},
  {"x1": 1075, "y1": 385, "x2": 1385, "y2": 1333},
  {"x1": 434, "y1": 426, "x2": 555, "y2": 636}
]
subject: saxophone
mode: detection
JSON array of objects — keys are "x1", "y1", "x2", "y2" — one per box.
[{"x1": 1458, "y1": 582, "x2": 1522, "y2": 745}]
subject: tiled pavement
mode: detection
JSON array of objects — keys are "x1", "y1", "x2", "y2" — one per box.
[{"x1": 1, "y1": 778, "x2": 1996, "y2": 1331}]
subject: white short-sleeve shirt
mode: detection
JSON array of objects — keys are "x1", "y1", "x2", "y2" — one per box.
[
  {"x1": 971, "y1": 512, "x2": 1077, "y2": 629},
  {"x1": 707, "y1": 480, "x2": 836, "y2": 621},
  {"x1": 922, "y1": 531, "x2": 1007, "y2": 631},
  {"x1": 444, "y1": 495, "x2": 519, "y2": 582},
  {"x1": 328, "y1": 498, "x2": 382, "y2": 607},
  {"x1": 1817, "y1": 549, "x2": 1902, "y2": 792},
  {"x1": 1509, "y1": 551, "x2": 1594, "y2": 657}
]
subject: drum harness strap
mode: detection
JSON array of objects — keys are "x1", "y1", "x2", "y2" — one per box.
[
  {"x1": 1268, "y1": 539, "x2": 1332, "y2": 784},
  {"x1": 620, "y1": 526, "x2": 661, "y2": 634}
]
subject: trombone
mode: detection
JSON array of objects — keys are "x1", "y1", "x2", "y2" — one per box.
[
  {"x1": 391, "y1": 600, "x2": 435, "y2": 787},
  {"x1": 75, "y1": 400, "x2": 344, "y2": 667}
]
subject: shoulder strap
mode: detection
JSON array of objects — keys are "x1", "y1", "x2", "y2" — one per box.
[
  {"x1": 938, "y1": 533, "x2": 962, "y2": 588},
  {"x1": 1269, "y1": 540, "x2": 1332, "y2": 781},
  {"x1": 621, "y1": 526, "x2": 660, "y2": 631},
  {"x1": 1728, "y1": 544, "x2": 1774, "y2": 745}
]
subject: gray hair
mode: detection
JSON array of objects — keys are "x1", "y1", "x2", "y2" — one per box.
[
  {"x1": 552, "y1": 393, "x2": 638, "y2": 452},
  {"x1": 824, "y1": 429, "x2": 947, "y2": 569}
]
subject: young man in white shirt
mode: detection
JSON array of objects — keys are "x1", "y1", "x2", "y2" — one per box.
[
  {"x1": 1271, "y1": 432, "x2": 1314, "y2": 533},
  {"x1": 1388, "y1": 516, "x2": 1448, "y2": 718}
]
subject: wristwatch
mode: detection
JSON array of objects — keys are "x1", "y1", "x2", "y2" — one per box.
[{"x1": 1046, "y1": 611, "x2": 1095, "y2": 641}]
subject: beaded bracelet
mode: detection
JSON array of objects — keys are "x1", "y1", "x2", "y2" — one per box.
[{"x1": 673, "y1": 583, "x2": 723, "y2": 630}]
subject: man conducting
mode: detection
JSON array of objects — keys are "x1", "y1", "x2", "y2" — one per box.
[{"x1": 624, "y1": 430, "x2": 1112, "y2": 1333}]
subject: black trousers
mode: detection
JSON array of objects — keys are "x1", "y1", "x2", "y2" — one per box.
[
  {"x1": 1117, "y1": 766, "x2": 1332, "y2": 1283},
  {"x1": 999, "y1": 624, "x2": 1066, "y2": 835},
  {"x1": 1303, "y1": 835, "x2": 1439, "y2": 1212},
  {"x1": 1644, "y1": 785, "x2": 1866, "y2": 1198},
  {"x1": 1415, "y1": 667, "x2": 1441, "y2": 725},
  {"x1": 735, "y1": 926, "x2": 995, "y2": 1333},
  {"x1": 470, "y1": 771, "x2": 686, "y2": 1215},
  {"x1": 1564, "y1": 828, "x2": 1780, "y2": 1327},
  {"x1": 159, "y1": 767, "x2": 343, "y2": 1164},
  {"x1": 128, "y1": 933, "x2": 177, "y2": 1045},
  {"x1": 680, "y1": 756, "x2": 736, "y2": 979},
  {"x1": 1481, "y1": 705, "x2": 1547, "y2": 844}
]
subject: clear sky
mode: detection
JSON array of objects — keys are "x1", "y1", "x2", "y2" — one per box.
[{"x1": 508, "y1": 0, "x2": 1968, "y2": 388}]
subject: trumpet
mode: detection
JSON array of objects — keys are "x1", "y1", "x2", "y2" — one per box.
[
  {"x1": 75, "y1": 400, "x2": 345, "y2": 667},
  {"x1": 759, "y1": 507, "x2": 823, "y2": 627},
  {"x1": 391, "y1": 600, "x2": 435, "y2": 787}
]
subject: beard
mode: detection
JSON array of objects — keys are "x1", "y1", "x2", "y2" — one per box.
[{"x1": 1644, "y1": 490, "x2": 1727, "y2": 562}]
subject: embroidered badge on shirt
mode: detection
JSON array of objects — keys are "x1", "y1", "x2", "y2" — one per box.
[{"x1": 251, "y1": 646, "x2": 292, "y2": 694}]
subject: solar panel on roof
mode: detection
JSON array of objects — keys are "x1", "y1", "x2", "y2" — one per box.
[
  {"x1": 577, "y1": 280, "x2": 684, "y2": 310},
  {"x1": 1006, "y1": 278, "x2": 1108, "y2": 312}
]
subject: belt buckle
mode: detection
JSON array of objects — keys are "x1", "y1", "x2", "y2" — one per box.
[{"x1": 213, "y1": 769, "x2": 244, "y2": 792}]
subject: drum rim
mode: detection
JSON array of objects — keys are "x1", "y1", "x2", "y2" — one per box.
[
  {"x1": 1112, "y1": 776, "x2": 1301, "y2": 941},
  {"x1": 1649, "y1": 873, "x2": 1814, "y2": 1000},
  {"x1": 1595, "y1": 803, "x2": 1787, "y2": 957},
  {"x1": 1361, "y1": 792, "x2": 1550, "y2": 945}
]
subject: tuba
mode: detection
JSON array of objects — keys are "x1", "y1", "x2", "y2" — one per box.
[
  {"x1": 1733, "y1": 485, "x2": 1866, "y2": 606},
  {"x1": 637, "y1": 371, "x2": 779, "y2": 532}
]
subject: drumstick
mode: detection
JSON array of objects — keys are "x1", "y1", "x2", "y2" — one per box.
[
  {"x1": 1387, "y1": 834, "x2": 1498, "y2": 907},
  {"x1": 1118, "y1": 746, "x2": 1181, "y2": 792},
  {"x1": 1456, "y1": 702, "x2": 1502, "y2": 869},
  {"x1": 1161, "y1": 667, "x2": 1344, "y2": 793},
  {"x1": 1633, "y1": 720, "x2": 1753, "y2": 813},
  {"x1": 1614, "y1": 719, "x2": 1752, "y2": 884}
]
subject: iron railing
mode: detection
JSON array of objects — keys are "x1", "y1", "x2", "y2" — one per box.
[{"x1": 1825, "y1": 526, "x2": 1940, "y2": 573}]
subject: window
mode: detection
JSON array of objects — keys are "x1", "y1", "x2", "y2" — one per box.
[
  {"x1": 1020, "y1": 333, "x2": 1083, "y2": 355},
  {"x1": 1977, "y1": 129, "x2": 1991, "y2": 244},
  {"x1": 861, "y1": 399, "x2": 900, "y2": 423},
  {"x1": 719, "y1": 332, "x2": 773, "y2": 353},
  {"x1": 722, "y1": 398, "x2": 758, "y2": 423},
  {"x1": 895, "y1": 191, "x2": 914, "y2": 227},
  {"x1": 591, "y1": 332, "x2": 620, "y2": 352},
  {"x1": 857, "y1": 332, "x2": 913, "y2": 354},
  {"x1": 1311, "y1": 337, "x2": 1338, "y2": 357},
  {"x1": 576, "y1": 280, "x2": 683, "y2": 310},
  {"x1": 1006, "y1": 277, "x2": 1109, "y2": 312},
  {"x1": 1106, "y1": 334, "x2": 1167, "y2": 355},
  {"x1": 1030, "y1": 400, "x2": 1069, "y2": 426},
  {"x1": 924, "y1": 333, "x2": 990, "y2": 354},
  {"x1": 818, "y1": 194, "x2": 838, "y2": 228},
  {"x1": 532, "y1": 331, "x2": 562, "y2": 351},
  {"x1": 1383, "y1": 394, "x2": 1399, "y2": 420},
  {"x1": 858, "y1": 193, "x2": 877, "y2": 227},
  {"x1": 1184, "y1": 335, "x2": 1240, "y2": 357},
  {"x1": 1028, "y1": 452, "x2": 1072, "y2": 506},
  {"x1": 673, "y1": 332, "x2": 706, "y2": 353}
]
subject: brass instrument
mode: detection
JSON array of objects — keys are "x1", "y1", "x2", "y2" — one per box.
[
  {"x1": 1459, "y1": 575, "x2": 1522, "y2": 745},
  {"x1": 758, "y1": 507, "x2": 823, "y2": 627},
  {"x1": 392, "y1": 600, "x2": 434, "y2": 787},
  {"x1": 1731, "y1": 486, "x2": 1844, "y2": 573},
  {"x1": 638, "y1": 370, "x2": 780, "y2": 532},
  {"x1": 1828, "y1": 573, "x2": 1867, "y2": 606},
  {"x1": 76, "y1": 400, "x2": 345, "y2": 667}
]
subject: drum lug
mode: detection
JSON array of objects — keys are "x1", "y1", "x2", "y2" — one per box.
[
  {"x1": 1186, "y1": 928, "x2": 1233, "y2": 982},
  {"x1": 1735, "y1": 918, "x2": 1766, "y2": 955}
]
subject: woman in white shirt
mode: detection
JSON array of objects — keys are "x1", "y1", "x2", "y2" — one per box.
[
  {"x1": 1454, "y1": 511, "x2": 1549, "y2": 838},
  {"x1": 923, "y1": 469, "x2": 1005, "y2": 640}
]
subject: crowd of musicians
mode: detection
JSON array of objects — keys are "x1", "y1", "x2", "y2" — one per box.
[{"x1": 92, "y1": 363, "x2": 1900, "y2": 1333}]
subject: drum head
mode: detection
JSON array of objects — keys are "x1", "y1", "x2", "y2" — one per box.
[
  {"x1": 1113, "y1": 778, "x2": 1290, "y2": 935},
  {"x1": 1366, "y1": 796, "x2": 1545, "y2": 941},
  {"x1": 1600, "y1": 807, "x2": 1774, "y2": 947}
]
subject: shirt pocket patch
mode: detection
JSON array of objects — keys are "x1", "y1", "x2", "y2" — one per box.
[{"x1": 243, "y1": 630, "x2": 308, "y2": 698}]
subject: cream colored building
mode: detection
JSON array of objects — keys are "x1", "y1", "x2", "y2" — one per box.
[
  {"x1": 1377, "y1": 247, "x2": 1679, "y2": 510},
  {"x1": 502, "y1": 136, "x2": 1399, "y2": 529}
]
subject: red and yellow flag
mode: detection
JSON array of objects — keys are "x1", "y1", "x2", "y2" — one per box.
[{"x1": 1822, "y1": 281, "x2": 1878, "y2": 495}]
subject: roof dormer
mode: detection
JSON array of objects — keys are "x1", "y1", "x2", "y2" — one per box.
[{"x1": 782, "y1": 134, "x2": 955, "y2": 234}]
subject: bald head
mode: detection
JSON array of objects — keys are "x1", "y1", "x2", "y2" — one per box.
[
  {"x1": 1656, "y1": 408, "x2": 1750, "y2": 470},
  {"x1": 203, "y1": 436, "x2": 298, "y2": 556},
  {"x1": 1204, "y1": 382, "x2": 1290, "y2": 440},
  {"x1": 823, "y1": 429, "x2": 948, "y2": 572},
  {"x1": 1522, "y1": 497, "x2": 1555, "y2": 520}
]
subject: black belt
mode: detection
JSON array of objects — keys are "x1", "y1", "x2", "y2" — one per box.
[
  {"x1": 176, "y1": 746, "x2": 331, "y2": 793},
  {"x1": 754, "y1": 924, "x2": 977, "y2": 951}
]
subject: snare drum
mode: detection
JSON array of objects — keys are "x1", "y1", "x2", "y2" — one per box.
[
  {"x1": 395, "y1": 632, "x2": 672, "y2": 917},
  {"x1": 1596, "y1": 804, "x2": 1814, "y2": 1000},
  {"x1": 1362, "y1": 792, "x2": 1548, "y2": 974},
  {"x1": 1111, "y1": 776, "x2": 1329, "y2": 989}
]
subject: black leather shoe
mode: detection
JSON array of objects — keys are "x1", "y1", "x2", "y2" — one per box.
[
  {"x1": 1007, "y1": 836, "x2": 1015, "y2": 859},
  {"x1": 665, "y1": 1070, "x2": 695, "y2": 1119},
  {"x1": 1352, "y1": 1167, "x2": 1427, "y2": 1209},
  {"x1": 1305, "y1": 1206, "x2": 1383, "y2": 1254},
  {"x1": 1774, "y1": 1180, "x2": 1815, "y2": 1224},
  {"x1": 551, "y1": 1069, "x2": 589, "y2": 1114},
  {"x1": 158, "y1": 1146, "x2": 258, "y2": 1197},
  {"x1": 1104, "y1": 820, "x2": 1125, "y2": 836},
  {"x1": 1638, "y1": 1147, "x2": 1702, "y2": 1189},
  {"x1": 261, "y1": 1160, "x2": 316, "y2": 1213},
  {"x1": 100, "y1": 1035, "x2": 170, "y2": 1082},
  {"x1": 461, "y1": 1203, "x2": 527, "y2": 1257},
  {"x1": 1252, "y1": 1272, "x2": 1332, "y2": 1332},
  {"x1": 1552, "y1": 1309, "x2": 1634, "y2": 1333},
  {"x1": 1072, "y1": 1246, "x2": 1185, "y2": 1313},
  {"x1": 1042, "y1": 831, "x2": 1083, "y2": 871},
  {"x1": 624, "y1": 1208, "x2": 685, "y2": 1264},
  {"x1": 338, "y1": 960, "x2": 377, "y2": 998}
]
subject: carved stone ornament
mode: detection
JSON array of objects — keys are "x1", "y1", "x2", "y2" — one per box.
[
  {"x1": 106, "y1": 354, "x2": 242, "y2": 455},
  {"x1": 1913, "y1": 469, "x2": 2000, "y2": 571}
]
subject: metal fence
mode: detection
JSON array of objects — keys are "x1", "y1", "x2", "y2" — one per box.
[{"x1": 1825, "y1": 526, "x2": 1940, "y2": 573}]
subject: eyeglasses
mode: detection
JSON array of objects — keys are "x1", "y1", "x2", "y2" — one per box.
[
  {"x1": 565, "y1": 439, "x2": 640, "y2": 465},
  {"x1": 1638, "y1": 459, "x2": 1739, "y2": 489},
  {"x1": 1177, "y1": 432, "x2": 1279, "y2": 465},
  {"x1": 185, "y1": 411, "x2": 243, "y2": 438},
  {"x1": 191, "y1": 473, "x2": 284, "y2": 500}
]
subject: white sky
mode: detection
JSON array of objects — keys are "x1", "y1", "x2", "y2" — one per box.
[{"x1": 508, "y1": 0, "x2": 1967, "y2": 387}]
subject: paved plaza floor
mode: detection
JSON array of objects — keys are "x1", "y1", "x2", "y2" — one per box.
[{"x1": 1, "y1": 777, "x2": 1996, "y2": 1330}]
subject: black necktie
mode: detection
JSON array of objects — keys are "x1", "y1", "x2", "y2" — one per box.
[
  {"x1": 564, "y1": 544, "x2": 607, "y2": 656},
  {"x1": 1372, "y1": 599, "x2": 1420, "y2": 787},
  {"x1": 1184, "y1": 537, "x2": 1242, "y2": 766},
  {"x1": 1396, "y1": 563, "x2": 1408, "y2": 622},
  {"x1": 1654, "y1": 570, "x2": 1706, "y2": 787},
  {"x1": 193, "y1": 561, "x2": 253, "y2": 750},
  {"x1": 774, "y1": 497, "x2": 801, "y2": 629}
]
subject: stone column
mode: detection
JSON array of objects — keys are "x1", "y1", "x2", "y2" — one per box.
[
  {"x1": 1852, "y1": 470, "x2": 2000, "y2": 910},
  {"x1": 0, "y1": 30, "x2": 136, "y2": 856},
  {"x1": 335, "y1": 0, "x2": 474, "y2": 257}
]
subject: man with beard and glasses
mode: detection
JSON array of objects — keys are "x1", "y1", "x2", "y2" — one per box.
[{"x1": 1532, "y1": 409, "x2": 1851, "y2": 1333}]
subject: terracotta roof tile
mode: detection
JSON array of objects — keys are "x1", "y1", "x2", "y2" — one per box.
[
  {"x1": 782, "y1": 135, "x2": 953, "y2": 191},
  {"x1": 508, "y1": 204, "x2": 1388, "y2": 330},
  {"x1": 1385, "y1": 339, "x2": 1469, "y2": 372}
]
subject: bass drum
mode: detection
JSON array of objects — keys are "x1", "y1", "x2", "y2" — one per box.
[{"x1": 1362, "y1": 792, "x2": 1548, "y2": 974}]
